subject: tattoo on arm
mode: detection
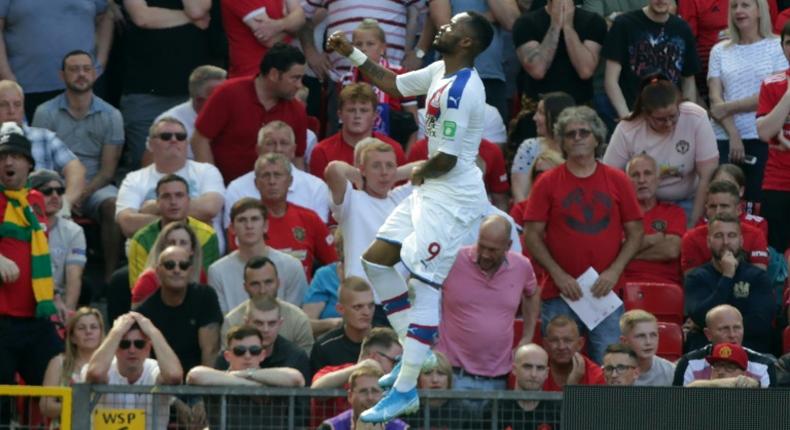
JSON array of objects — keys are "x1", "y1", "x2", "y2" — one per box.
[{"x1": 358, "y1": 60, "x2": 402, "y2": 98}]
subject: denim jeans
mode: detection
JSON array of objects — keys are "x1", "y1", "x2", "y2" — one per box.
[
  {"x1": 451, "y1": 368, "x2": 508, "y2": 419},
  {"x1": 541, "y1": 297, "x2": 624, "y2": 364}
]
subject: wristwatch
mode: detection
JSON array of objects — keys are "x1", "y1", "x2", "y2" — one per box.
[{"x1": 414, "y1": 48, "x2": 426, "y2": 59}]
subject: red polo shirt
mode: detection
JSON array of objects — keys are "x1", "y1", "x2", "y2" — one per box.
[
  {"x1": 308, "y1": 131, "x2": 405, "y2": 178},
  {"x1": 543, "y1": 355, "x2": 605, "y2": 391}
]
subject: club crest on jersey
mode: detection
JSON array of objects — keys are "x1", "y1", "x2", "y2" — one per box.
[
  {"x1": 292, "y1": 227, "x2": 306, "y2": 242},
  {"x1": 425, "y1": 82, "x2": 450, "y2": 138}
]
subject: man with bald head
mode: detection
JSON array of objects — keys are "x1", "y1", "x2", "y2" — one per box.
[
  {"x1": 137, "y1": 246, "x2": 224, "y2": 372},
  {"x1": 673, "y1": 304, "x2": 776, "y2": 387},
  {"x1": 435, "y1": 214, "x2": 540, "y2": 416},
  {"x1": 493, "y1": 343, "x2": 559, "y2": 427}
]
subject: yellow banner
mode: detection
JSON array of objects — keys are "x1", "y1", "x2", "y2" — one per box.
[{"x1": 93, "y1": 408, "x2": 146, "y2": 430}]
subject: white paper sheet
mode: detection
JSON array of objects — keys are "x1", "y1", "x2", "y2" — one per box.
[{"x1": 560, "y1": 267, "x2": 623, "y2": 331}]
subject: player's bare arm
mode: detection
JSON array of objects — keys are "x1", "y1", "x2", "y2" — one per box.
[
  {"x1": 410, "y1": 152, "x2": 456, "y2": 185},
  {"x1": 326, "y1": 31, "x2": 404, "y2": 98}
]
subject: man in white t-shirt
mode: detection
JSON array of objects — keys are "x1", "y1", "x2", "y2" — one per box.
[
  {"x1": 152, "y1": 65, "x2": 227, "y2": 160},
  {"x1": 327, "y1": 11, "x2": 495, "y2": 422},
  {"x1": 115, "y1": 117, "x2": 226, "y2": 249},
  {"x1": 619, "y1": 310, "x2": 676, "y2": 386},
  {"x1": 224, "y1": 120, "x2": 329, "y2": 227},
  {"x1": 84, "y1": 312, "x2": 183, "y2": 430}
]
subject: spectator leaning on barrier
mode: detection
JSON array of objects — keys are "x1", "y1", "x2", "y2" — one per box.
[
  {"x1": 84, "y1": 312, "x2": 183, "y2": 430},
  {"x1": 136, "y1": 245, "x2": 223, "y2": 373},
  {"x1": 0, "y1": 131, "x2": 62, "y2": 416},
  {"x1": 687, "y1": 342, "x2": 760, "y2": 388},
  {"x1": 602, "y1": 343, "x2": 640, "y2": 386},
  {"x1": 619, "y1": 310, "x2": 675, "y2": 387},
  {"x1": 220, "y1": 256, "x2": 314, "y2": 354},
  {"x1": 493, "y1": 343, "x2": 559, "y2": 429},
  {"x1": 674, "y1": 304, "x2": 776, "y2": 387}
]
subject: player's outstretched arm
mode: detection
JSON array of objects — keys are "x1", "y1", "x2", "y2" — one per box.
[
  {"x1": 326, "y1": 31, "x2": 403, "y2": 98},
  {"x1": 411, "y1": 152, "x2": 456, "y2": 185}
]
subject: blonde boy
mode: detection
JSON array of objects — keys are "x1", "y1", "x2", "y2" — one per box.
[{"x1": 619, "y1": 310, "x2": 676, "y2": 386}]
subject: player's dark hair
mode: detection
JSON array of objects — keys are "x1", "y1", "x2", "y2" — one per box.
[
  {"x1": 463, "y1": 11, "x2": 494, "y2": 55},
  {"x1": 259, "y1": 43, "x2": 306, "y2": 76},
  {"x1": 244, "y1": 256, "x2": 279, "y2": 279},
  {"x1": 605, "y1": 343, "x2": 638, "y2": 361}
]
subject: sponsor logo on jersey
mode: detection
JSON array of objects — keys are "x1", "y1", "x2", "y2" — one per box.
[{"x1": 442, "y1": 121, "x2": 457, "y2": 138}]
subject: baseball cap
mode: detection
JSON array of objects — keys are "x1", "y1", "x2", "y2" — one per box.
[
  {"x1": 705, "y1": 342, "x2": 748, "y2": 371},
  {"x1": 28, "y1": 169, "x2": 65, "y2": 190},
  {"x1": 0, "y1": 125, "x2": 34, "y2": 167}
]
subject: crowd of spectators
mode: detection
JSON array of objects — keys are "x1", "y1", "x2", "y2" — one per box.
[{"x1": 4, "y1": 0, "x2": 790, "y2": 428}]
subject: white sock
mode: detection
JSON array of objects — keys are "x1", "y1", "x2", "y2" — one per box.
[
  {"x1": 362, "y1": 258, "x2": 410, "y2": 339},
  {"x1": 393, "y1": 279, "x2": 441, "y2": 392}
]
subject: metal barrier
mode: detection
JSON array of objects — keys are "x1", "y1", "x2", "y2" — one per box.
[
  {"x1": 70, "y1": 384, "x2": 564, "y2": 429},
  {"x1": 0, "y1": 384, "x2": 72, "y2": 430}
]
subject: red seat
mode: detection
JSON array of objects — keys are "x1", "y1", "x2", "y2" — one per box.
[
  {"x1": 512, "y1": 319, "x2": 543, "y2": 348},
  {"x1": 657, "y1": 322, "x2": 683, "y2": 362},
  {"x1": 784, "y1": 327, "x2": 790, "y2": 355},
  {"x1": 623, "y1": 282, "x2": 685, "y2": 325}
]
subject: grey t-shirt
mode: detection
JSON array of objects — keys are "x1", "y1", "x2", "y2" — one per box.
[
  {"x1": 635, "y1": 355, "x2": 676, "y2": 387},
  {"x1": 207, "y1": 249, "x2": 308, "y2": 313},
  {"x1": 48, "y1": 216, "x2": 87, "y2": 296}
]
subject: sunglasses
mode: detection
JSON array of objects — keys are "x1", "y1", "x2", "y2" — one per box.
[
  {"x1": 161, "y1": 260, "x2": 192, "y2": 271},
  {"x1": 119, "y1": 339, "x2": 147, "y2": 350},
  {"x1": 156, "y1": 132, "x2": 188, "y2": 141},
  {"x1": 231, "y1": 345, "x2": 263, "y2": 357},
  {"x1": 563, "y1": 128, "x2": 592, "y2": 140},
  {"x1": 39, "y1": 186, "x2": 66, "y2": 197}
]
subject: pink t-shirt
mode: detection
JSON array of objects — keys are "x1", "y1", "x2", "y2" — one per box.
[
  {"x1": 603, "y1": 102, "x2": 719, "y2": 201},
  {"x1": 435, "y1": 246, "x2": 538, "y2": 377}
]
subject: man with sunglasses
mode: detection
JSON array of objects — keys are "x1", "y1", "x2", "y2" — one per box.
[
  {"x1": 137, "y1": 246, "x2": 224, "y2": 373},
  {"x1": 84, "y1": 311, "x2": 183, "y2": 430},
  {"x1": 524, "y1": 106, "x2": 643, "y2": 364},
  {"x1": 29, "y1": 169, "x2": 87, "y2": 321},
  {"x1": 116, "y1": 117, "x2": 225, "y2": 249}
]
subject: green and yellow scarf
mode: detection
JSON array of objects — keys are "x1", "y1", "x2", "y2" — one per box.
[{"x1": 0, "y1": 183, "x2": 55, "y2": 318}]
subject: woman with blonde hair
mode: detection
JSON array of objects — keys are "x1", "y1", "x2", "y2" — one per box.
[
  {"x1": 131, "y1": 221, "x2": 205, "y2": 306},
  {"x1": 40, "y1": 307, "x2": 104, "y2": 422},
  {"x1": 707, "y1": 0, "x2": 785, "y2": 202}
]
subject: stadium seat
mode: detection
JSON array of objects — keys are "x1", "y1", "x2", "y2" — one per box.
[
  {"x1": 512, "y1": 318, "x2": 543, "y2": 349},
  {"x1": 657, "y1": 322, "x2": 683, "y2": 362},
  {"x1": 623, "y1": 282, "x2": 684, "y2": 325},
  {"x1": 784, "y1": 327, "x2": 790, "y2": 355}
]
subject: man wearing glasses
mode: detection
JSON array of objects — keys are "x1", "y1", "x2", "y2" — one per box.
[
  {"x1": 116, "y1": 117, "x2": 225, "y2": 250},
  {"x1": 186, "y1": 324, "x2": 306, "y2": 429},
  {"x1": 29, "y1": 169, "x2": 87, "y2": 321},
  {"x1": 84, "y1": 311, "x2": 183, "y2": 430},
  {"x1": 137, "y1": 246, "x2": 223, "y2": 372},
  {"x1": 602, "y1": 343, "x2": 640, "y2": 386}
]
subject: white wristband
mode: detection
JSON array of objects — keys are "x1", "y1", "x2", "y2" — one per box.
[{"x1": 348, "y1": 48, "x2": 368, "y2": 67}]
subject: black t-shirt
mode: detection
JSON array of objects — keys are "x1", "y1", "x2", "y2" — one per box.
[
  {"x1": 602, "y1": 9, "x2": 700, "y2": 109},
  {"x1": 513, "y1": 7, "x2": 607, "y2": 103},
  {"x1": 492, "y1": 399, "x2": 561, "y2": 430},
  {"x1": 214, "y1": 335, "x2": 311, "y2": 382},
  {"x1": 309, "y1": 326, "x2": 362, "y2": 375},
  {"x1": 137, "y1": 283, "x2": 223, "y2": 373},
  {"x1": 120, "y1": 0, "x2": 213, "y2": 96}
]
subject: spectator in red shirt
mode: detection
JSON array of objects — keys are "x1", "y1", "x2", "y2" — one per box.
[
  {"x1": 624, "y1": 154, "x2": 685, "y2": 284},
  {"x1": 407, "y1": 137, "x2": 509, "y2": 211},
  {"x1": 524, "y1": 106, "x2": 643, "y2": 364},
  {"x1": 221, "y1": 0, "x2": 305, "y2": 78},
  {"x1": 542, "y1": 315, "x2": 605, "y2": 391},
  {"x1": 309, "y1": 83, "x2": 405, "y2": 178},
  {"x1": 255, "y1": 153, "x2": 338, "y2": 280},
  {"x1": 680, "y1": 180, "x2": 769, "y2": 275},
  {"x1": 755, "y1": 21, "x2": 790, "y2": 253},
  {"x1": 0, "y1": 131, "x2": 62, "y2": 418},
  {"x1": 192, "y1": 43, "x2": 308, "y2": 183}
]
